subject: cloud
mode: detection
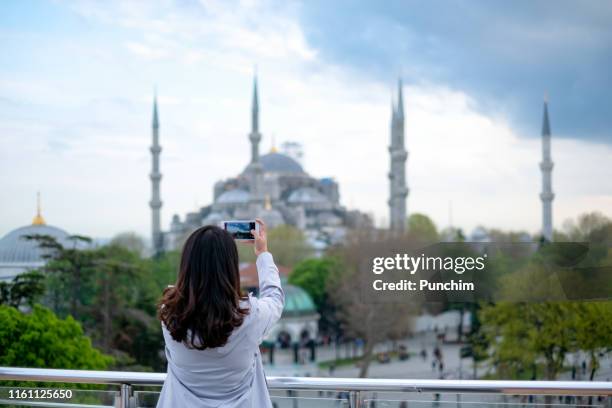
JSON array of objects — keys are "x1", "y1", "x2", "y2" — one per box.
[
  {"x1": 125, "y1": 41, "x2": 171, "y2": 60},
  {"x1": 297, "y1": 0, "x2": 612, "y2": 142}
]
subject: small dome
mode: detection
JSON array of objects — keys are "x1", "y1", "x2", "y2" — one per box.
[
  {"x1": 258, "y1": 152, "x2": 304, "y2": 174},
  {"x1": 287, "y1": 187, "x2": 328, "y2": 204},
  {"x1": 282, "y1": 280, "x2": 317, "y2": 317},
  {"x1": 217, "y1": 189, "x2": 250, "y2": 204},
  {"x1": 0, "y1": 224, "x2": 71, "y2": 264}
]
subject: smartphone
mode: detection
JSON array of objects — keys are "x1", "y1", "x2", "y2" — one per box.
[{"x1": 223, "y1": 220, "x2": 258, "y2": 241}]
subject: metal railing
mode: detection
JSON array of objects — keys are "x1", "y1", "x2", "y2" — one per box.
[{"x1": 1, "y1": 367, "x2": 611, "y2": 407}]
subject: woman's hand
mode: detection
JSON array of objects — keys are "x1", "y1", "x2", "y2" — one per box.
[{"x1": 251, "y1": 218, "x2": 268, "y2": 257}]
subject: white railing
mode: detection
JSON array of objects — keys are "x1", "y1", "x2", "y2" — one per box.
[{"x1": 1, "y1": 367, "x2": 611, "y2": 407}]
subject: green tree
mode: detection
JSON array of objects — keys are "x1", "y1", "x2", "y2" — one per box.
[
  {"x1": 480, "y1": 302, "x2": 577, "y2": 380},
  {"x1": 562, "y1": 211, "x2": 611, "y2": 241},
  {"x1": 290, "y1": 257, "x2": 339, "y2": 308},
  {"x1": 574, "y1": 301, "x2": 612, "y2": 381},
  {"x1": 479, "y1": 217, "x2": 612, "y2": 383},
  {"x1": 89, "y1": 245, "x2": 163, "y2": 370},
  {"x1": 26, "y1": 234, "x2": 96, "y2": 320},
  {"x1": 486, "y1": 228, "x2": 531, "y2": 243},
  {"x1": 289, "y1": 257, "x2": 343, "y2": 334},
  {"x1": 407, "y1": 213, "x2": 438, "y2": 242},
  {"x1": 0, "y1": 270, "x2": 45, "y2": 308},
  {"x1": 480, "y1": 300, "x2": 612, "y2": 384},
  {"x1": 146, "y1": 250, "x2": 181, "y2": 293},
  {"x1": 25, "y1": 235, "x2": 165, "y2": 370},
  {"x1": 0, "y1": 305, "x2": 112, "y2": 369}
]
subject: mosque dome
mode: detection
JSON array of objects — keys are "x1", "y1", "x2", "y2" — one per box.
[
  {"x1": 217, "y1": 189, "x2": 250, "y2": 204},
  {"x1": 259, "y1": 152, "x2": 304, "y2": 174},
  {"x1": 282, "y1": 280, "x2": 317, "y2": 317},
  {"x1": 0, "y1": 195, "x2": 74, "y2": 266},
  {"x1": 0, "y1": 224, "x2": 70, "y2": 264},
  {"x1": 287, "y1": 187, "x2": 328, "y2": 204}
]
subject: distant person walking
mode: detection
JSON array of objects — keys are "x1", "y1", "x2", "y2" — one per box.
[{"x1": 156, "y1": 220, "x2": 285, "y2": 407}]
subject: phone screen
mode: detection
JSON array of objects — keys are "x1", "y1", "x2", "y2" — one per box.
[{"x1": 224, "y1": 221, "x2": 256, "y2": 240}]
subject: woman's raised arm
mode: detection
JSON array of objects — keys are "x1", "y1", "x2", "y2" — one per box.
[{"x1": 249, "y1": 219, "x2": 285, "y2": 343}]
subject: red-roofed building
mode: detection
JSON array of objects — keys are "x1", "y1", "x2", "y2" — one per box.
[{"x1": 239, "y1": 262, "x2": 290, "y2": 291}]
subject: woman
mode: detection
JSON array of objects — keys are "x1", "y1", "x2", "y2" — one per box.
[{"x1": 157, "y1": 219, "x2": 284, "y2": 407}]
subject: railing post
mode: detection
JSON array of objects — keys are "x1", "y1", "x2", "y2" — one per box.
[
  {"x1": 119, "y1": 383, "x2": 133, "y2": 408},
  {"x1": 349, "y1": 390, "x2": 361, "y2": 408}
]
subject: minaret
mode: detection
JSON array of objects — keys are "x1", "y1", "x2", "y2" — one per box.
[
  {"x1": 247, "y1": 72, "x2": 264, "y2": 206},
  {"x1": 150, "y1": 93, "x2": 163, "y2": 254},
  {"x1": 388, "y1": 79, "x2": 409, "y2": 233},
  {"x1": 250, "y1": 73, "x2": 262, "y2": 164},
  {"x1": 540, "y1": 95, "x2": 554, "y2": 242}
]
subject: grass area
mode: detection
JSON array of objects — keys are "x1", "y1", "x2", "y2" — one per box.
[
  {"x1": 318, "y1": 356, "x2": 361, "y2": 369},
  {"x1": 317, "y1": 350, "x2": 416, "y2": 370},
  {"x1": 480, "y1": 363, "x2": 574, "y2": 380}
]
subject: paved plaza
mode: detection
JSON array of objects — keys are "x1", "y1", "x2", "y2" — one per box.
[{"x1": 266, "y1": 331, "x2": 612, "y2": 383}]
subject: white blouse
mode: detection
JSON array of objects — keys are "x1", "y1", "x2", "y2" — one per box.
[{"x1": 156, "y1": 252, "x2": 285, "y2": 408}]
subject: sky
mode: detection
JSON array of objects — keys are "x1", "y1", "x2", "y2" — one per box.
[{"x1": 0, "y1": 0, "x2": 611, "y2": 241}]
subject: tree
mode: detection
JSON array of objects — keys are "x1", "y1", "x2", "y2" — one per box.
[
  {"x1": 88, "y1": 245, "x2": 163, "y2": 369},
  {"x1": 0, "y1": 270, "x2": 45, "y2": 308},
  {"x1": 407, "y1": 213, "x2": 438, "y2": 242},
  {"x1": 328, "y1": 232, "x2": 420, "y2": 377},
  {"x1": 146, "y1": 250, "x2": 181, "y2": 293},
  {"x1": 562, "y1": 211, "x2": 611, "y2": 241},
  {"x1": 480, "y1": 302, "x2": 579, "y2": 381},
  {"x1": 289, "y1": 257, "x2": 343, "y2": 334},
  {"x1": 574, "y1": 301, "x2": 612, "y2": 381},
  {"x1": 478, "y1": 218, "x2": 612, "y2": 386},
  {"x1": 0, "y1": 305, "x2": 112, "y2": 369},
  {"x1": 110, "y1": 232, "x2": 147, "y2": 257},
  {"x1": 486, "y1": 228, "x2": 531, "y2": 243},
  {"x1": 25, "y1": 234, "x2": 95, "y2": 320},
  {"x1": 24, "y1": 234, "x2": 165, "y2": 370},
  {"x1": 290, "y1": 258, "x2": 340, "y2": 308}
]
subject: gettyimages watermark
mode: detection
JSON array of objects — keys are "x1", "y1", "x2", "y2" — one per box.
[
  {"x1": 352, "y1": 241, "x2": 611, "y2": 304},
  {"x1": 372, "y1": 253, "x2": 486, "y2": 292}
]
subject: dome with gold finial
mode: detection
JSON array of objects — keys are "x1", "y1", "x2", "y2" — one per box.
[{"x1": 0, "y1": 194, "x2": 75, "y2": 281}]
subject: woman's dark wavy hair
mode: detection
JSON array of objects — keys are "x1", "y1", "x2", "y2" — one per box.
[{"x1": 158, "y1": 225, "x2": 248, "y2": 349}]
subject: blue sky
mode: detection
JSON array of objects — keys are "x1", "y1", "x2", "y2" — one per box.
[{"x1": 0, "y1": 0, "x2": 610, "y2": 240}]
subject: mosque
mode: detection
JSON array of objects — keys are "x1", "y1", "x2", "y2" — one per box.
[
  {"x1": 151, "y1": 76, "x2": 374, "y2": 253},
  {"x1": 0, "y1": 78, "x2": 555, "y2": 287}
]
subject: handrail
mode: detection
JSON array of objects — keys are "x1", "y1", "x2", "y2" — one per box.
[{"x1": 1, "y1": 367, "x2": 611, "y2": 396}]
